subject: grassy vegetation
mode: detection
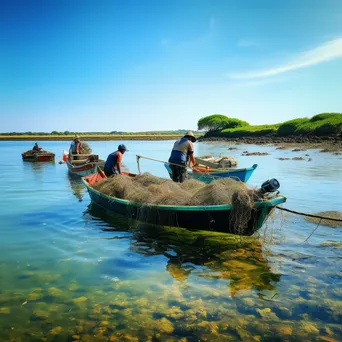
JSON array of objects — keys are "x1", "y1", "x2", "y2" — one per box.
[
  {"x1": 198, "y1": 114, "x2": 249, "y2": 132},
  {"x1": 217, "y1": 124, "x2": 279, "y2": 137},
  {"x1": 209, "y1": 113, "x2": 342, "y2": 138}
]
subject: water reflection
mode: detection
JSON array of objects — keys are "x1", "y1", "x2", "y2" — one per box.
[
  {"x1": 22, "y1": 159, "x2": 55, "y2": 172},
  {"x1": 86, "y1": 203, "x2": 280, "y2": 298},
  {"x1": 67, "y1": 173, "x2": 85, "y2": 202}
]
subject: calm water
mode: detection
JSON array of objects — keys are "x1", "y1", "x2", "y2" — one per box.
[{"x1": 0, "y1": 140, "x2": 341, "y2": 341}]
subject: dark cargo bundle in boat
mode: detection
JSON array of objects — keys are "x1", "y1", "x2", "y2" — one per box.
[{"x1": 21, "y1": 150, "x2": 55, "y2": 162}]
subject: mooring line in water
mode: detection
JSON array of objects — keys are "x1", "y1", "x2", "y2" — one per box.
[
  {"x1": 304, "y1": 218, "x2": 323, "y2": 242},
  {"x1": 275, "y1": 206, "x2": 342, "y2": 242},
  {"x1": 275, "y1": 206, "x2": 342, "y2": 222}
]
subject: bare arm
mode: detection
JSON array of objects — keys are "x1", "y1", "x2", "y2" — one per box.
[
  {"x1": 76, "y1": 142, "x2": 81, "y2": 154},
  {"x1": 189, "y1": 153, "x2": 196, "y2": 166},
  {"x1": 116, "y1": 161, "x2": 122, "y2": 174},
  {"x1": 116, "y1": 152, "x2": 123, "y2": 174}
]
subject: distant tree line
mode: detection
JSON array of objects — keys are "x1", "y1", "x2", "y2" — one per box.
[
  {"x1": 0, "y1": 129, "x2": 200, "y2": 136},
  {"x1": 197, "y1": 113, "x2": 342, "y2": 137}
]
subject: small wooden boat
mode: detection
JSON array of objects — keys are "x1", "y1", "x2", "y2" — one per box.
[
  {"x1": 21, "y1": 150, "x2": 55, "y2": 162},
  {"x1": 164, "y1": 163, "x2": 257, "y2": 183},
  {"x1": 82, "y1": 172, "x2": 286, "y2": 236},
  {"x1": 66, "y1": 154, "x2": 105, "y2": 177}
]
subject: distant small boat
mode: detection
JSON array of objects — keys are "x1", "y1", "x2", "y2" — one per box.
[
  {"x1": 21, "y1": 150, "x2": 55, "y2": 162},
  {"x1": 164, "y1": 164, "x2": 257, "y2": 183},
  {"x1": 82, "y1": 171, "x2": 286, "y2": 236},
  {"x1": 65, "y1": 154, "x2": 105, "y2": 177}
]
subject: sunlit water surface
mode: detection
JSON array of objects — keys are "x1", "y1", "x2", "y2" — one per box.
[{"x1": 0, "y1": 140, "x2": 341, "y2": 341}]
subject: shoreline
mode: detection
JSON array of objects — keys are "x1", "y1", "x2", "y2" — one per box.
[
  {"x1": 1, "y1": 134, "x2": 341, "y2": 150},
  {"x1": 199, "y1": 135, "x2": 342, "y2": 152},
  {"x1": 199, "y1": 135, "x2": 342, "y2": 146}
]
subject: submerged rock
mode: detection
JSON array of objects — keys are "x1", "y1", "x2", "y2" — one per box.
[
  {"x1": 305, "y1": 211, "x2": 342, "y2": 228},
  {"x1": 47, "y1": 287, "x2": 64, "y2": 298},
  {"x1": 28, "y1": 288, "x2": 43, "y2": 301},
  {"x1": 157, "y1": 317, "x2": 174, "y2": 334},
  {"x1": 68, "y1": 281, "x2": 80, "y2": 291},
  {"x1": 48, "y1": 326, "x2": 63, "y2": 335},
  {"x1": 0, "y1": 307, "x2": 10, "y2": 314},
  {"x1": 72, "y1": 296, "x2": 88, "y2": 305},
  {"x1": 31, "y1": 307, "x2": 49, "y2": 320},
  {"x1": 297, "y1": 321, "x2": 319, "y2": 335},
  {"x1": 242, "y1": 152, "x2": 269, "y2": 156}
]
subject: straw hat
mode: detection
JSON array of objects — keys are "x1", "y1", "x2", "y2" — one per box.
[
  {"x1": 74, "y1": 135, "x2": 80, "y2": 140},
  {"x1": 184, "y1": 130, "x2": 197, "y2": 142}
]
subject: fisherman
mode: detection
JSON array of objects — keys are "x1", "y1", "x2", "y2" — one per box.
[
  {"x1": 69, "y1": 136, "x2": 81, "y2": 160},
  {"x1": 104, "y1": 144, "x2": 127, "y2": 177},
  {"x1": 168, "y1": 131, "x2": 197, "y2": 183},
  {"x1": 32, "y1": 142, "x2": 40, "y2": 151}
]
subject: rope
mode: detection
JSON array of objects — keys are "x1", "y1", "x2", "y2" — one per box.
[
  {"x1": 136, "y1": 154, "x2": 192, "y2": 170},
  {"x1": 275, "y1": 206, "x2": 342, "y2": 222},
  {"x1": 304, "y1": 218, "x2": 322, "y2": 242},
  {"x1": 276, "y1": 206, "x2": 342, "y2": 242}
]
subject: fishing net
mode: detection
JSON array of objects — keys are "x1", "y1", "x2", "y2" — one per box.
[
  {"x1": 80, "y1": 142, "x2": 92, "y2": 154},
  {"x1": 229, "y1": 190, "x2": 257, "y2": 234},
  {"x1": 92, "y1": 174, "x2": 133, "y2": 198},
  {"x1": 92, "y1": 173, "x2": 260, "y2": 233},
  {"x1": 132, "y1": 172, "x2": 165, "y2": 186},
  {"x1": 93, "y1": 173, "x2": 256, "y2": 207},
  {"x1": 179, "y1": 179, "x2": 206, "y2": 193},
  {"x1": 187, "y1": 178, "x2": 246, "y2": 206}
]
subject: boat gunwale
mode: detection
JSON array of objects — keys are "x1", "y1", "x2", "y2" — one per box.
[
  {"x1": 197, "y1": 163, "x2": 258, "y2": 175},
  {"x1": 82, "y1": 177, "x2": 286, "y2": 212}
]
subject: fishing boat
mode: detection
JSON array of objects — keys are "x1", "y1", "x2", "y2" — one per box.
[
  {"x1": 21, "y1": 150, "x2": 55, "y2": 162},
  {"x1": 65, "y1": 154, "x2": 105, "y2": 177},
  {"x1": 82, "y1": 172, "x2": 286, "y2": 236},
  {"x1": 164, "y1": 163, "x2": 257, "y2": 183}
]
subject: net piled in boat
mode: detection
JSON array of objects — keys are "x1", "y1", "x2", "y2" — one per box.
[
  {"x1": 92, "y1": 172, "x2": 258, "y2": 207},
  {"x1": 92, "y1": 173, "x2": 261, "y2": 233}
]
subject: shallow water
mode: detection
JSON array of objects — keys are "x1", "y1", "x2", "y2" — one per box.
[{"x1": 0, "y1": 140, "x2": 341, "y2": 341}]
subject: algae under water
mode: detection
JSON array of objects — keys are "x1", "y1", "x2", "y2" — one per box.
[{"x1": 0, "y1": 140, "x2": 341, "y2": 341}]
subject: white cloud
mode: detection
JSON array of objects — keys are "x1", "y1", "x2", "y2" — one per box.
[{"x1": 230, "y1": 38, "x2": 342, "y2": 79}]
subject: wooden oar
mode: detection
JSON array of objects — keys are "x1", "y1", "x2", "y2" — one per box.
[{"x1": 97, "y1": 166, "x2": 107, "y2": 178}]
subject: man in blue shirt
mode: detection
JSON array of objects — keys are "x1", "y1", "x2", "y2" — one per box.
[
  {"x1": 104, "y1": 144, "x2": 127, "y2": 177},
  {"x1": 168, "y1": 131, "x2": 196, "y2": 183}
]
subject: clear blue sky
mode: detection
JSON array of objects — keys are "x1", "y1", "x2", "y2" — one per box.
[{"x1": 1, "y1": 0, "x2": 341, "y2": 132}]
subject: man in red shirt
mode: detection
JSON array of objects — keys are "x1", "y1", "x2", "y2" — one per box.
[{"x1": 104, "y1": 144, "x2": 127, "y2": 177}]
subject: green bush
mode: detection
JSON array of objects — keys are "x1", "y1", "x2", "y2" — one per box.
[
  {"x1": 277, "y1": 118, "x2": 309, "y2": 136},
  {"x1": 295, "y1": 113, "x2": 342, "y2": 135},
  {"x1": 219, "y1": 124, "x2": 279, "y2": 137},
  {"x1": 310, "y1": 113, "x2": 342, "y2": 122},
  {"x1": 198, "y1": 114, "x2": 249, "y2": 132}
]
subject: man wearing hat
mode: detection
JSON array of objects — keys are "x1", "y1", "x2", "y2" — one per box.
[
  {"x1": 104, "y1": 144, "x2": 127, "y2": 177},
  {"x1": 168, "y1": 131, "x2": 197, "y2": 183},
  {"x1": 69, "y1": 136, "x2": 82, "y2": 160}
]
